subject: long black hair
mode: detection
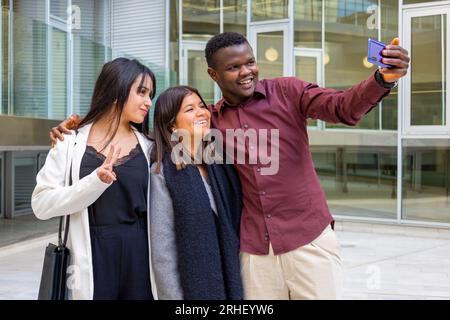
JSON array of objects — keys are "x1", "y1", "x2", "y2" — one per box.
[
  {"x1": 79, "y1": 57, "x2": 156, "y2": 151},
  {"x1": 151, "y1": 85, "x2": 209, "y2": 173}
]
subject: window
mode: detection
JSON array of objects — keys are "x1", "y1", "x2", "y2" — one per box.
[
  {"x1": 182, "y1": 0, "x2": 220, "y2": 41},
  {"x1": 50, "y1": 27, "x2": 68, "y2": 119},
  {"x1": 13, "y1": 0, "x2": 48, "y2": 118},
  {"x1": 223, "y1": 0, "x2": 246, "y2": 35},
  {"x1": 294, "y1": 0, "x2": 322, "y2": 48},
  {"x1": 325, "y1": 0, "x2": 379, "y2": 130},
  {"x1": 7, "y1": 0, "x2": 110, "y2": 119},
  {"x1": 0, "y1": 153, "x2": 3, "y2": 217},
  {"x1": 38, "y1": 152, "x2": 47, "y2": 170},
  {"x1": 251, "y1": 0, "x2": 288, "y2": 22},
  {"x1": 14, "y1": 154, "x2": 37, "y2": 213},
  {"x1": 50, "y1": 0, "x2": 68, "y2": 22},
  {"x1": 1, "y1": 1, "x2": 9, "y2": 114},
  {"x1": 312, "y1": 146, "x2": 397, "y2": 220},
  {"x1": 71, "y1": 0, "x2": 110, "y2": 116},
  {"x1": 403, "y1": 8, "x2": 449, "y2": 135},
  {"x1": 170, "y1": 0, "x2": 180, "y2": 85},
  {"x1": 402, "y1": 140, "x2": 450, "y2": 223}
]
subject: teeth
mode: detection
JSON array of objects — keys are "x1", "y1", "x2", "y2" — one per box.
[
  {"x1": 239, "y1": 79, "x2": 252, "y2": 85},
  {"x1": 194, "y1": 120, "x2": 207, "y2": 126}
]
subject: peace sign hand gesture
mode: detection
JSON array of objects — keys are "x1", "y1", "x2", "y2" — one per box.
[{"x1": 96, "y1": 144, "x2": 121, "y2": 184}]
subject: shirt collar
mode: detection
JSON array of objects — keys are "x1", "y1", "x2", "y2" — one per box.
[{"x1": 214, "y1": 81, "x2": 266, "y2": 114}]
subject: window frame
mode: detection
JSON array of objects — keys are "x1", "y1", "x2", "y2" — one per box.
[{"x1": 402, "y1": 5, "x2": 450, "y2": 136}]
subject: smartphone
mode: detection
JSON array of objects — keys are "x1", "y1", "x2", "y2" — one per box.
[{"x1": 367, "y1": 38, "x2": 392, "y2": 68}]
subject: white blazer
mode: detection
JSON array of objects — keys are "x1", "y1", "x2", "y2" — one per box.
[{"x1": 31, "y1": 123, "x2": 158, "y2": 300}]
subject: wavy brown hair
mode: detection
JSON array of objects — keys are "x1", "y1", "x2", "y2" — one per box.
[{"x1": 151, "y1": 85, "x2": 209, "y2": 173}]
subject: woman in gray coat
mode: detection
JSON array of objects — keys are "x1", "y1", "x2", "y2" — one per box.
[{"x1": 150, "y1": 86, "x2": 243, "y2": 300}]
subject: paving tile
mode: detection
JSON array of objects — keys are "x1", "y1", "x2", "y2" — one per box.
[{"x1": 1, "y1": 226, "x2": 450, "y2": 300}]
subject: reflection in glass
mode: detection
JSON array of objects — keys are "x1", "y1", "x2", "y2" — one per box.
[
  {"x1": 223, "y1": 0, "x2": 246, "y2": 35},
  {"x1": 324, "y1": 0, "x2": 379, "y2": 130},
  {"x1": 380, "y1": 0, "x2": 398, "y2": 45},
  {"x1": 170, "y1": 0, "x2": 179, "y2": 85},
  {"x1": 2, "y1": 5, "x2": 8, "y2": 114},
  {"x1": 257, "y1": 31, "x2": 284, "y2": 80},
  {"x1": 294, "y1": 0, "x2": 322, "y2": 48},
  {"x1": 252, "y1": 0, "x2": 288, "y2": 22},
  {"x1": 410, "y1": 15, "x2": 446, "y2": 126},
  {"x1": 13, "y1": 13, "x2": 48, "y2": 118},
  {"x1": 183, "y1": 0, "x2": 220, "y2": 41},
  {"x1": 72, "y1": 35, "x2": 106, "y2": 116},
  {"x1": 14, "y1": 156, "x2": 37, "y2": 212},
  {"x1": 402, "y1": 140, "x2": 450, "y2": 223},
  {"x1": 381, "y1": 89, "x2": 398, "y2": 130},
  {"x1": 50, "y1": 0, "x2": 68, "y2": 20},
  {"x1": 188, "y1": 50, "x2": 215, "y2": 105},
  {"x1": 0, "y1": 156, "x2": 2, "y2": 216},
  {"x1": 296, "y1": 55, "x2": 318, "y2": 126},
  {"x1": 313, "y1": 146, "x2": 397, "y2": 219},
  {"x1": 296, "y1": 56, "x2": 317, "y2": 82},
  {"x1": 51, "y1": 28, "x2": 67, "y2": 120},
  {"x1": 71, "y1": 0, "x2": 110, "y2": 116}
]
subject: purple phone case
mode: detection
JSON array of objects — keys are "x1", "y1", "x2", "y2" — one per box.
[{"x1": 367, "y1": 38, "x2": 392, "y2": 68}]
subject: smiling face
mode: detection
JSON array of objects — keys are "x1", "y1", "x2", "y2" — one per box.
[
  {"x1": 122, "y1": 74, "x2": 153, "y2": 124},
  {"x1": 207, "y1": 42, "x2": 259, "y2": 106},
  {"x1": 172, "y1": 91, "x2": 211, "y2": 139}
]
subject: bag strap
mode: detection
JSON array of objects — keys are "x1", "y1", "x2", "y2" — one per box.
[
  {"x1": 58, "y1": 170, "x2": 71, "y2": 248},
  {"x1": 58, "y1": 129, "x2": 77, "y2": 249}
]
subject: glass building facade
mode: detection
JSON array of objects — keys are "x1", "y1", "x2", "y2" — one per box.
[{"x1": 1, "y1": 0, "x2": 449, "y2": 228}]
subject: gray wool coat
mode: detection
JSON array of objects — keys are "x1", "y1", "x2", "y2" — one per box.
[{"x1": 149, "y1": 162, "x2": 184, "y2": 299}]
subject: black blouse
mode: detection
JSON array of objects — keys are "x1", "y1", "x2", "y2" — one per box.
[{"x1": 79, "y1": 143, "x2": 149, "y2": 226}]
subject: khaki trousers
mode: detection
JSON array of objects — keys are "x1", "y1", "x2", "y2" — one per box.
[{"x1": 240, "y1": 225, "x2": 343, "y2": 300}]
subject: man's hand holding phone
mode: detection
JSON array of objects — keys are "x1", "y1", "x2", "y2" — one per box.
[{"x1": 368, "y1": 37, "x2": 410, "y2": 84}]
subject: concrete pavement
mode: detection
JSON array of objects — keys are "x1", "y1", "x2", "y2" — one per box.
[{"x1": 1, "y1": 222, "x2": 450, "y2": 300}]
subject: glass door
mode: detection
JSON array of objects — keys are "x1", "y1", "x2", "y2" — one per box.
[
  {"x1": 248, "y1": 22, "x2": 292, "y2": 79},
  {"x1": 401, "y1": 4, "x2": 450, "y2": 224},
  {"x1": 295, "y1": 48, "x2": 322, "y2": 128},
  {"x1": 403, "y1": 6, "x2": 450, "y2": 135},
  {"x1": 180, "y1": 41, "x2": 220, "y2": 105}
]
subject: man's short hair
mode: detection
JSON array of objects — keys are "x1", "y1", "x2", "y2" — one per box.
[{"x1": 205, "y1": 32, "x2": 249, "y2": 68}]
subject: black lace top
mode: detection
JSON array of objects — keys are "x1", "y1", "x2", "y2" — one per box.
[{"x1": 79, "y1": 143, "x2": 149, "y2": 226}]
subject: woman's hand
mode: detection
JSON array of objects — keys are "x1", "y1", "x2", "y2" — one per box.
[{"x1": 96, "y1": 144, "x2": 121, "y2": 184}]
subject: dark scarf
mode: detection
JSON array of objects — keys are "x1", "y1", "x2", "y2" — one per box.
[{"x1": 163, "y1": 154, "x2": 243, "y2": 300}]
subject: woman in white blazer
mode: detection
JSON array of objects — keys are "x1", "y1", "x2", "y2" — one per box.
[{"x1": 32, "y1": 58, "x2": 158, "y2": 300}]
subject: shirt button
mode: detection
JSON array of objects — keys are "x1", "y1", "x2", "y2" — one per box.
[
  {"x1": 264, "y1": 236, "x2": 269, "y2": 242},
  {"x1": 266, "y1": 214, "x2": 271, "y2": 219},
  {"x1": 260, "y1": 191, "x2": 266, "y2": 196},
  {"x1": 243, "y1": 124, "x2": 249, "y2": 129},
  {"x1": 256, "y1": 167, "x2": 261, "y2": 172}
]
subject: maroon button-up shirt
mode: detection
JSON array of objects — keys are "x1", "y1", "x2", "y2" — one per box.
[{"x1": 210, "y1": 73, "x2": 391, "y2": 255}]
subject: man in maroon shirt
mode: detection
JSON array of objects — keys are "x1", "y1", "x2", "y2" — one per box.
[{"x1": 202, "y1": 32, "x2": 409, "y2": 299}]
